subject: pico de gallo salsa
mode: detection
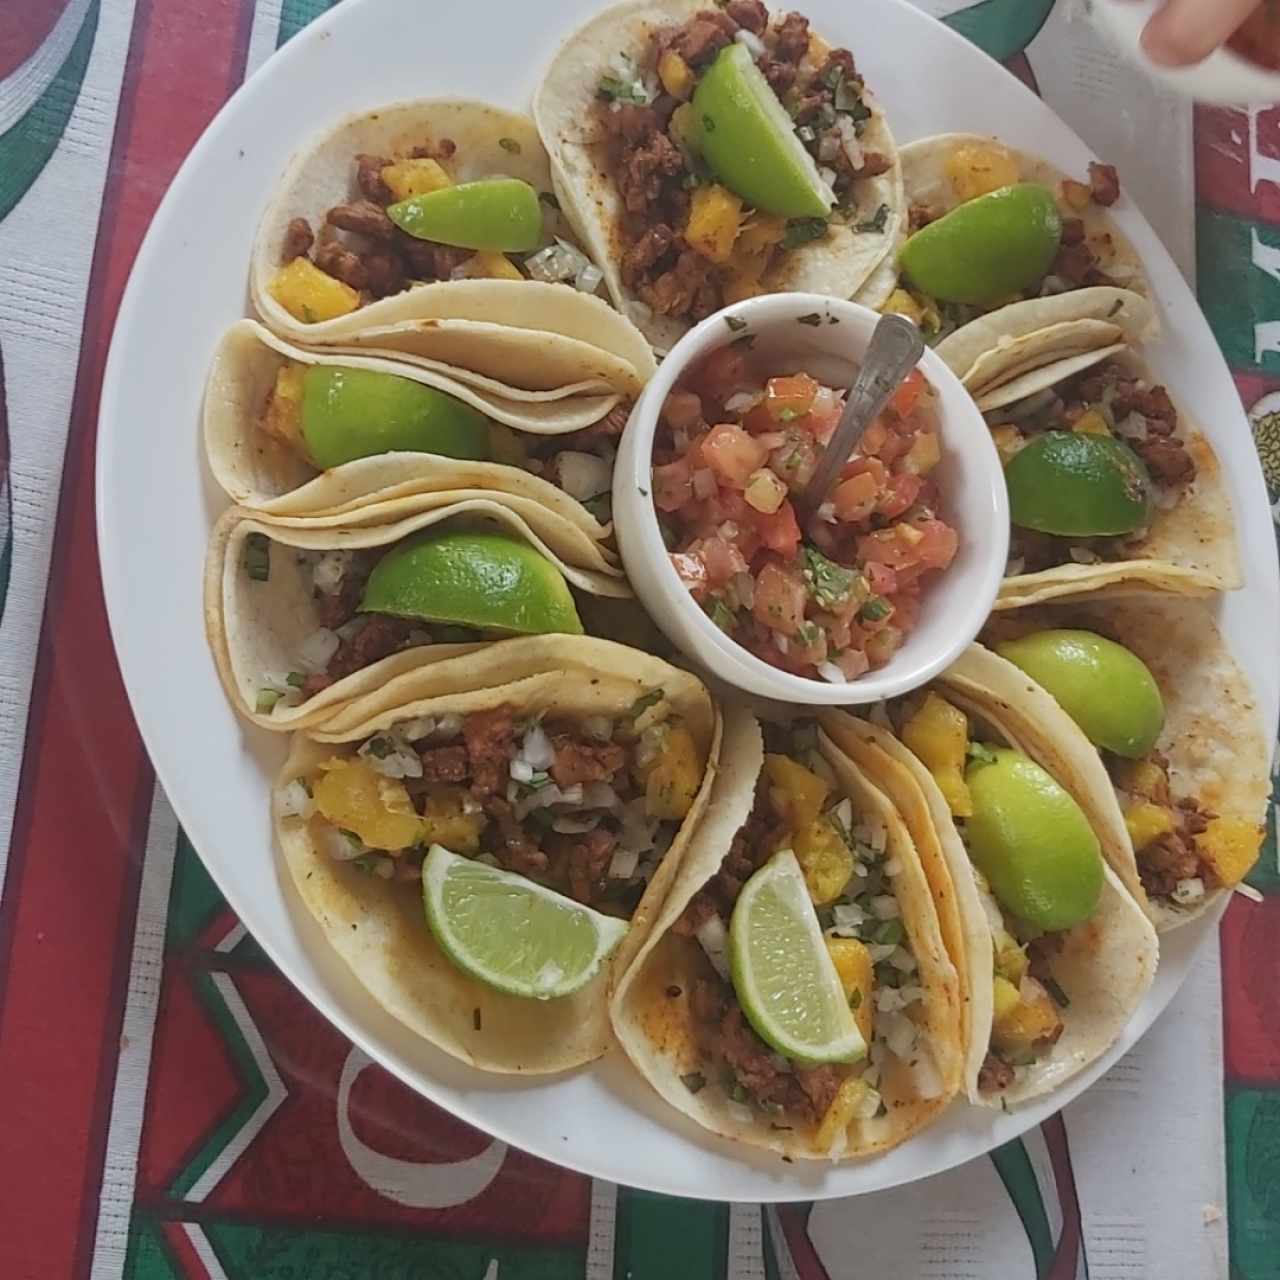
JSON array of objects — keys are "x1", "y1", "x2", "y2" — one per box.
[{"x1": 652, "y1": 340, "x2": 958, "y2": 681}]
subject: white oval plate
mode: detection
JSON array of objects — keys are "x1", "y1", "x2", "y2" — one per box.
[{"x1": 97, "y1": 0, "x2": 1279, "y2": 1201}]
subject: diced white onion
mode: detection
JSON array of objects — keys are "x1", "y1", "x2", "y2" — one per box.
[
  {"x1": 868, "y1": 942, "x2": 897, "y2": 963},
  {"x1": 729, "y1": 572, "x2": 756, "y2": 610},
  {"x1": 695, "y1": 914, "x2": 731, "y2": 980},
  {"x1": 818, "y1": 661, "x2": 847, "y2": 684},
  {"x1": 1172, "y1": 876, "x2": 1205, "y2": 905},
  {"x1": 724, "y1": 391, "x2": 759, "y2": 413},
  {"x1": 1069, "y1": 546, "x2": 1101, "y2": 565},
  {"x1": 816, "y1": 502, "x2": 837, "y2": 523},
  {"x1": 854, "y1": 1084, "x2": 882, "y2": 1119},
  {"x1": 575, "y1": 262, "x2": 604, "y2": 294},
  {"x1": 358, "y1": 730, "x2": 423, "y2": 780},
  {"x1": 299, "y1": 627, "x2": 340, "y2": 672},
  {"x1": 583, "y1": 715, "x2": 613, "y2": 743},
  {"x1": 313, "y1": 550, "x2": 351, "y2": 596},
  {"x1": 510, "y1": 758, "x2": 535, "y2": 784},
  {"x1": 854, "y1": 816, "x2": 888, "y2": 854},
  {"x1": 733, "y1": 27, "x2": 765, "y2": 56},
  {"x1": 818, "y1": 132, "x2": 841, "y2": 163},
  {"x1": 835, "y1": 115, "x2": 864, "y2": 169},
  {"x1": 881, "y1": 1010, "x2": 918, "y2": 1060},
  {"x1": 908, "y1": 1051, "x2": 944, "y2": 1100},
  {"x1": 869, "y1": 894, "x2": 900, "y2": 920},
  {"x1": 1005, "y1": 556, "x2": 1026, "y2": 577},
  {"x1": 553, "y1": 451, "x2": 612, "y2": 502},
  {"x1": 899, "y1": 984, "x2": 924, "y2": 1007},
  {"x1": 275, "y1": 779, "x2": 314, "y2": 820},
  {"x1": 519, "y1": 722, "x2": 555, "y2": 770},
  {"x1": 727, "y1": 1100, "x2": 756, "y2": 1125},
  {"x1": 818, "y1": 166, "x2": 837, "y2": 189},
  {"x1": 397, "y1": 715, "x2": 435, "y2": 742},
  {"x1": 318, "y1": 822, "x2": 365, "y2": 862},
  {"x1": 626, "y1": 300, "x2": 653, "y2": 326},
  {"x1": 830, "y1": 902, "x2": 866, "y2": 937},
  {"x1": 888, "y1": 946, "x2": 917, "y2": 973},
  {"x1": 581, "y1": 781, "x2": 620, "y2": 809},
  {"x1": 693, "y1": 467, "x2": 718, "y2": 500},
  {"x1": 832, "y1": 798, "x2": 853, "y2": 831},
  {"x1": 883, "y1": 857, "x2": 902, "y2": 877},
  {"x1": 434, "y1": 713, "x2": 463, "y2": 739},
  {"x1": 608, "y1": 846, "x2": 640, "y2": 879}
]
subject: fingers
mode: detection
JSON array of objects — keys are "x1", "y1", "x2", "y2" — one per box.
[{"x1": 1141, "y1": 0, "x2": 1263, "y2": 66}]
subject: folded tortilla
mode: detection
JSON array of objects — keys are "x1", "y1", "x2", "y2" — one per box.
[
  {"x1": 274, "y1": 636, "x2": 718, "y2": 1073},
  {"x1": 610, "y1": 704, "x2": 963, "y2": 1159},
  {"x1": 971, "y1": 604, "x2": 1269, "y2": 931},
  {"x1": 534, "y1": 0, "x2": 903, "y2": 353},
  {"x1": 205, "y1": 501, "x2": 629, "y2": 731},
  {"x1": 821, "y1": 694, "x2": 1158, "y2": 1106}
]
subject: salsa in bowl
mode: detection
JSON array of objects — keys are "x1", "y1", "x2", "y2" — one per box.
[{"x1": 613, "y1": 294, "x2": 1008, "y2": 704}]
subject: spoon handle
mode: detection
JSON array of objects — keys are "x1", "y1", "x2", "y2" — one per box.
[{"x1": 795, "y1": 314, "x2": 925, "y2": 529}]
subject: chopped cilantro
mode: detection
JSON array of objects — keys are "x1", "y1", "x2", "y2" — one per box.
[
  {"x1": 729, "y1": 1082, "x2": 751, "y2": 1105},
  {"x1": 242, "y1": 532, "x2": 270, "y2": 581},
  {"x1": 255, "y1": 688, "x2": 282, "y2": 714},
  {"x1": 724, "y1": 314, "x2": 748, "y2": 333},
  {"x1": 366, "y1": 736, "x2": 392, "y2": 759},
  {"x1": 855, "y1": 203, "x2": 890, "y2": 234},
  {"x1": 860, "y1": 595, "x2": 892, "y2": 622},
  {"x1": 628, "y1": 689, "x2": 664, "y2": 719},
  {"x1": 681, "y1": 1072, "x2": 707, "y2": 1094},
  {"x1": 797, "y1": 312, "x2": 823, "y2": 326},
  {"x1": 498, "y1": 137, "x2": 522, "y2": 154},
  {"x1": 795, "y1": 619, "x2": 824, "y2": 648},
  {"x1": 285, "y1": 671, "x2": 306, "y2": 689},
  {"x1": 849, "y1": 988, "x2": 863, "y2": 1010},
  {"x1": 583, "y1": 492, "x2": 613, "y2": 522},
  {"x1": 783, "y1": 217, "x2": 828, "y2": 250},
  {"x1": 803, "y1": 546, "x2": 859, "y2": 610},
  {"x1": 873, "y1": 918, "x2": 904, "y2": 946},
  {"x1": 704, "y1": 598, "x2": 737, "y2": 633},
  {"x1": 966, "y1": 741, "x2": 999, "y2": 768}
]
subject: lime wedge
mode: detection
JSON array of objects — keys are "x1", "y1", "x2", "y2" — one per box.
[
  {"x1": 360, "y1": 529, "x2": 584, "y2": 636},
  {"x1": 693, "y1": 43, "x2": 834, "y2": 219},
  {"x1": 301, "y1": 367, "x2": 492, "y2": 469},
  {"x1": 387, "y1": 178, "x2": 543, "y2": 251},
  {"x1": 422, "y1": 845, "x2": 628, "y2": 998},
  {"x1": 729, "y1": 849, "x2": 866, "y2": 1065}
]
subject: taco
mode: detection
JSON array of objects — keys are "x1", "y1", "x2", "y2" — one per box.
[
  {"x1": 985, "y1": 345, "x2": 1240, "y2": 607},
  {"x1": 885, "y1": 134, "x2": 1155, "y2": 374},
  {"x1": 205, "y1": 501, "x2": 628, "y2": 731},
  {"x1": 273, "y1": 637, "x2": 717, "y2": 1073},
  {"x1": 821, "y1": 687, "x2": 1158, "y2": 1106},
  {"x1": 611, "y1": 706, "x2": 963, "y2": 1159},
  {"x1": 204, "y1": 319, "x2": 630, "y2": 521},
  {"x1": 535, "y1": 0, "x2": 903, "y2": 352},
  {"x1": 969, "y1": 603, "x2": 1269, "y2": 930},
  {"x1": 251, "y1": 99, "x2": 643, "y2": 348}
]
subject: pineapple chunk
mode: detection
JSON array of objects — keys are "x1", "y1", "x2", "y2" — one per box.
[
  {"x1": 1124, "y1": 800, "x2": 1175, "y2": 852},
  {"x1": 381, "y1": 157, "x2": 451, "y2": 201},
  {"x1": 1195, "y1": 816, "x2": 1264, "y2": 887},
  {"x1": 644, "y1": 725, "x2": 702, "y2": 820},
  {"x1": 418, "y1": 784, "x2": 483, "y2": 853},
  {"x1": 991, "y1": 974, "x2": 1021, "y2": 1024},
  {"x1": 1072, "y1": 409, "x2": 1111, "y2": 436},
  {"x1": 260, "y1": 363, "x2": 306, "y2": 450},
  {"x1": 794, "y1": 817, "x2": 855, "y2": 904},
  {"x1": 902, "y1": 693, "x2": 973, "y2": 818},
  {"x1": 827, "y1": 937, "x2": 875, "y2": 1043},
  {"x1": 744, "y1": 467, "x2": 787, "y2": 514},
  {"x1": 990, "y1": 425, "x2": 1025, "y2": 467},
  {"x1": 734, "y1": 215, "x2": 787, "y2": 262},
  {"x1": 685, "y1": 184, "x2": 743, "y2": 265},
  {"x1": 902, "y1": 430, "x2": 941, "y2": 475},
  {"x1": 813, "y1": 1075, "x2": 872, "y2": 1152},
  {"x1": 1060, "y1": 178, "x2": 1092, "y2": 211},
  {"x1": 993, "y1": 930, "x2": 1029, "y2": 987},
  {"x1": 312, "y1": 758, "x2": 423, "y2": 851},
  {"x1": 883, "y1": 288, "x2": 924, "y2": 325},
  {"x1": 945, "y1": 141, "x2": 1021, "y2": 203},
  {"x1": 990, "y1": 976, "x2": 1063, "y2": 1058},
  {"x1": 658, "y1": 50, "x2": 695, "y2": 100},
  {"x1": 458, "y1": 251, "x2": 524, "y2": 281},
  {"x1": 1120, "y1": 757, "x2": 1169, "y2": 803},
  {"x1": 268, "y1": 257, "x2": 360, "y2": 323},
  {"x1": 764, "y1": 754, "x2": 830, "y2": 832}
]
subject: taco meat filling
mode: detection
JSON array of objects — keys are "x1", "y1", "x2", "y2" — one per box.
[
  {"x1": 654, "y1": 346, "x2": 957, "y2": 681},
  {"x1": 672, "y1": 722, "x2": 939, "y2": 1138},
  {"x1": 284, "y1": 699, "x2": 703, "y2": 912},
  {"x1": 266, "y1": 140, "x2": 595, "y2": 323},
  {"x1": 596, "y1": 6, "x2": 890, "y2": 323},
  {"x1": 992, "y1": 360, "x2": 1198, "y2": 577},
  {"x1": 257, "y1": 362, "x2": 628, "y2": 518}
]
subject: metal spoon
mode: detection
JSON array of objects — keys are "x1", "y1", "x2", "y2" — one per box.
[{"x1": 793, "y1": 313, "x2": 925, "y2": 529}]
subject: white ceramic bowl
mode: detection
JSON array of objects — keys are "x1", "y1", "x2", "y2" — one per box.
[
  {"x1": 612, "y1": 293, "x2": 1008, "y2": 705},
  {"x1": 1092, "y1": 0, "x2": 1280, "y2": 105}
]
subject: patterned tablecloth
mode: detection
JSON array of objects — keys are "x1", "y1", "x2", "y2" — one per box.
[{"x1": 1, "y1": 1, "x2": 1278, "y2": 1276}]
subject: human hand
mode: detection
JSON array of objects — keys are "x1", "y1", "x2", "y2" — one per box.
[{"x1": 1126, "y1": 0, "x2": 1265, "y2": 66}]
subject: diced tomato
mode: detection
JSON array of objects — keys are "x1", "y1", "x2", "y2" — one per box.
[
  {"x1": 877, "y1": 471, "x2": 923, "y2": 519},
  {"x1": 860, "y1": 420, "x2": 889, "y2": 456},
  {"x1": 764, "y1": 373, "x2": 819, "y2": 423},
  {"x1": 694, "y1": 535, "x2": 749, "y2": 588},
  {"x1": 670, "y1": 552, "x2": 707, "y2": 600},
  {"x1": 663, "y1": 387, "x2": 705, "y2": 431},
  {"x1": 888, "y1": 590, "x2": 921, "y2": 633},
  {"x1": 866, "y1": 624, "x2": 904, "y2": 668},
  {"x1": 769, "y1": 432, "x2": 819, "y2": 492},
  {"x1": 753, "y1": 561, "x2": 807, "y2": 635},
  {"x1": 876, "y1": 429, "x2": 914, "y2": 465},
  {"x1": 833, "y1": 471, "x2": 880, "y2": 522},
  {"x1": 858, "y1": 527, "x2": 916, "y2": 570},
  {"x1": 890, "y1": 368, "x2": 925, "y2": 417},
  {"x1": 752, "y1": 499, "x2": 801, "y2": 557},
  {"x1": 913, "y1": 518, "x2": 959, "y2": 569},
  {"x1": 866, "y1": 561, "x2": 898, "y2": 595},
  {"x1": 699, "y1": 423, "x2": 768, "y2": 488},
  {"x1": 834, "y1": 647, "x2": 871, "y2": 680},
  {"x1": 653, "y1": 457, "x2": 694, "y2": 512},
  {"x1": 694, "y1": 347, "x2": 749, "y2": 403}
]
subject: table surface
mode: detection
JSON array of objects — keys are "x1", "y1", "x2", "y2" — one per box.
[{"x1": 1, "y1": 1, "x2": 1279, "y2": 1277}]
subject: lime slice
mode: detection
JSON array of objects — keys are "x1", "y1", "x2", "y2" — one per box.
[
  {"x1": 996, "y1": 629, "x2": 1165, "y2": 759},
  {"x1": 422, "y1": 845, "x2": 628, "y2": 999},
  {"x1": 301, "y1": 367, "x2": 492, "y2": 469},
  {"x1": 729, "y1": 849, "x2": 866, "y2": 1065},
  {"x1": 899, "y1": 183, "x2": 1062, "y2": 304},
  {"x1": 360, "y1": 529, "x2": 584, "y2": 635},
  {"x1": 387, "y1": 178, "x2": 544, "y2": 251},
  {"x1": 964, "y1": 748, "x2": 1103, "y2": 931},
  {"x1": 693, "y1": 44, "x2": 834, "y2": 219},
  {"x1": 1005, "y1": 431, "x2": 1154, "y2": 536}
]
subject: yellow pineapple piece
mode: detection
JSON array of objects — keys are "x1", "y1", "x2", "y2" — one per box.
[
  {"x1": 418, "y1": 784, "x2": 484, "y2": 853},
  {"x1": 268, "y1": 257, "x2": 360, "y2": 323},
  {"x1": 658, "y1": 50, "x2": 695, "y2": 100},
  {"x1": 902, "y1": 430, "x2": 941, "y2": 475},
  {"x1": 990, "y1": 425, "x2": 1025, "y2": 467},
  {"x1": 1072, "y1": 409, "x2": 1111, "y2": 436},
  {"x1": 1195, "y1": 816, "x2": 1264, "y2": 887},
  {"x1": 1060, "y1": 178, "x2": 1092, "y2": 211},
  {"x1": 991, "y1": 974, "x2": 1021, "y2": 1024},
  {"x1": 685, "y1": 184, "x2": 743, "y2": 265},
  {"x1": 458, "y1": 251, "x2": 524, "y2": 281},
  {"x1": 990, "y1": 976, "x2": 1063, "y2": 1057},
  {"x1": 813, "y1": 1074, "x2": 872, "y2": 1152},
  {"x1": 901, "y1": 692, "x2": 973, "y2": 818},
  {"x1": 993, "y1": 930, "x2": 1028, "y2": 987},
  {"x1": 260, "y1": 363, "x2": 306, "y2": 450},
  {"x1": 946, "y1": 141, "x2": 1021, "y2": 202},
  {"x1": 794, "y1": 818, "x2": 855, "y2": 904},
  {"x1": 381, "y1": 157, "x2": 451, "y2": 201},
  {"x1": 882, "y1": 288, "x2": 925, "y2": 325},
  {"x1": 1124, "y1": 800, "x2": 1175, "y2": 852},
  {"x1": 827, "y1": 937, "x2": 875, "y2": 1043},
  {"x1": 644, "y1": 725, "x2": 702, "y2": 820},
  {"x1": 1120, "y1": 757, "x2": 1169, "y2": 803},
  {"x1": 763, "y1": 754, "x2": 829, "y2": 832},
  {"x1": 311, "y1": 758, "x2": 423, "y2": 851}
]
